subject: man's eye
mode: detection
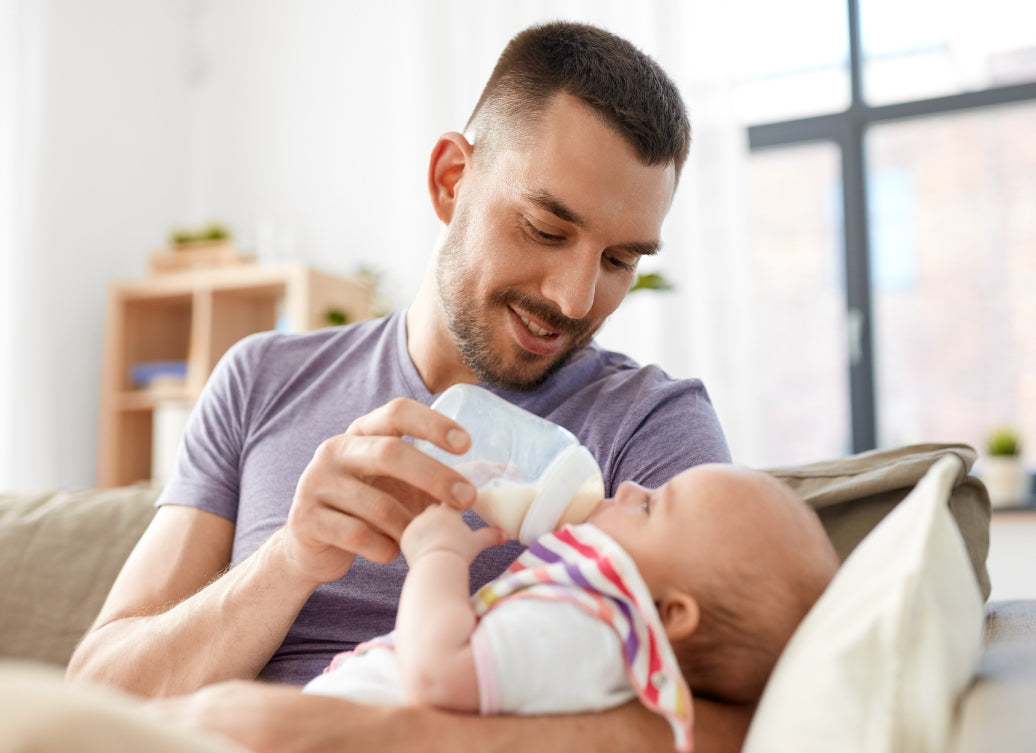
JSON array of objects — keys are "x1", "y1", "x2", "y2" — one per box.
[
  {"x1": 605, "y1": 255, "x2": 636, "y2": 273},
  {"x1": 522, "y1": 218, "x2": 563, "y2": 244}
]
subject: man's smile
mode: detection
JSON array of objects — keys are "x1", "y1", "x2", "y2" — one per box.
[
  {"x1": 507, "y1": 306, "x2": 566, "y2": 356},
  {"x1": 516, "y1": 311, "x2": 558, "y2": 339}
]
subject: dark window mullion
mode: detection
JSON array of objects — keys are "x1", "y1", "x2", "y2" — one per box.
[
  {"x1": 841, "y1": 117, "x2": 877, "y2": 452},
  {"x1": 844, "y1": 0, "x2": 877, "y2": 452}
]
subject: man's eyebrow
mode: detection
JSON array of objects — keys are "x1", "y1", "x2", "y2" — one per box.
[
  {"x1": 524, "y1": 189, "x2": 585, "y2": 228},
  {"x1": 620, "y1": 240, "x2": 661, "y2": 257},
  {"x1": 523, "y1": 189, "x2": 662, "y2": 257}
]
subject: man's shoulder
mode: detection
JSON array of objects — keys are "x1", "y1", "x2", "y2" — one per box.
[
  {"x1": 223, "y1": 313, "x2": 400, "y2": 375},
  {"x1": 234, "y1": 313, "x2": 397, "y2": 357},
  {"x1": 210, "y1": 313, "x2": 404, "y2": 410},
  {"x1": 517, "y1": 340, "x2": 719, "y2": 450},
  {"x1": 520, "y1": 342, "x2": 730, "y2": 486},
  {"x1": 550, "y1": 341, "x2": 708, "y2": 406}
]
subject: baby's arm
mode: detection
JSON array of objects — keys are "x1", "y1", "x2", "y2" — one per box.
[{"x1": 395, "y1": 504, "x2": 506, "y2": 712}]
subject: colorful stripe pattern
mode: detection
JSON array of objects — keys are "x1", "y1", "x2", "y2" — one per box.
[{"x1": 473, "y1": 523, "x2": 694, "y2": 752}]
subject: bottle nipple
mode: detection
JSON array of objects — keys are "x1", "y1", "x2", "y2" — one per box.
[{"x1": 518, "y1": 445, "x2": 603, "y2": 544}]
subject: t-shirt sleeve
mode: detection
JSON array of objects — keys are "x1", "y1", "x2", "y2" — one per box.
[
  {"x1": 602, "y1": 375, "x2": 731, "y2": 495},
  {"x1": 154, "y1": 332, "x2": 275, "y2": 522},
  {"x1": 471, "y1": 598, "x2": 635, "y2": 716}
]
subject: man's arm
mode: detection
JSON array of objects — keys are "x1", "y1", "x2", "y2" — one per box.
[
  {"x1": 151, "y1": 682, "x2": 754, "y2": 753},
  {"x1": 67, "y1": 398, "x2": 480, "y2": 697},
  {"x1": 66, "y1": 505, "x2": 321, "y2": 696}
]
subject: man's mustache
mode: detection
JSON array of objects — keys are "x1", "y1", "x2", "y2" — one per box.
[{"x1": 490, "y1": 290, "x2": 593, "y2": 339}]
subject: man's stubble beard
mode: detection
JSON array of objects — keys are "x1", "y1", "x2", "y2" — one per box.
[{"x1": 435, "y1": 210, "x2": 599, "y2": 392}]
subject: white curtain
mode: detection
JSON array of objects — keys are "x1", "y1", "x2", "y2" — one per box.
[
  {"x1": 0, "y1": 0, "x2": 194, "y2": 491},
  {"x1": 0, "y1": 1, "x2": 11, "y2": 488},
  {"x1": 0, "y1": 0, "x2": 37, "y2": 489}
]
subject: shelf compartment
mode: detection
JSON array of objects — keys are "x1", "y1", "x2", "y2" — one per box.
[{"x1": 97, "y1": 264, "x2": 373, "y2": 487}]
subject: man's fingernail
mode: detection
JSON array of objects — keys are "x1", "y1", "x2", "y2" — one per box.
[
  {"x1": 453, "y1": 482, "x2": 476, "y2": 505},
  {"x1": 447, "y1": 429, "x2": 467, "y2": 450}
]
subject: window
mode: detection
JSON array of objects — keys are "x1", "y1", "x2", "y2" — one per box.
[
  {"x1": 869, "y1": 102, "x2": 1036, "y2": 458},
  {"x1": 861, "y1": 0, "x2": 1036, "y2": 105},
  {"x1": 732, "y1": 0, "x2": 851, "y2": 124},
  {"x1": 745, "y1": 143, "x2": 851, "y2": 465},
  {"x1": 743, "y1": 0, "x2": 1036, "y2": 470}
]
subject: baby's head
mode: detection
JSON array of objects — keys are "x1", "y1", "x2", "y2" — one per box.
[{"x1": 589, "y1": 463, "x2": 839, "y2": 703}]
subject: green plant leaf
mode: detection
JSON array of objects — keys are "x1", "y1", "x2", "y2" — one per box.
[
  {"x1": 324, "y1": 307, "x2": 349, "y2": 327},
  {"x1": 629, "y1": 272, "x2": 674, "y2": 294},
  {"x1": 986, "y1": 426, "x2": 1022, "y2": 456}
]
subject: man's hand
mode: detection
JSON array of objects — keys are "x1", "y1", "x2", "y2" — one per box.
[
  {"x1": 401, "y1": 503, "x2": 507, "y2": 565},
  {"x1": 277, "y1": 398, "x2": 480, "y2": 586}
]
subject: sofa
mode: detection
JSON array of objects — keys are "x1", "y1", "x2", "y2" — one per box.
[{"x1": 1, "y1": 443, "x2": 1034, "y2": 752}]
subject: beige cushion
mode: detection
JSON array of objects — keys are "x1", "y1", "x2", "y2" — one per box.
[
  {"x1": 766, "y1": 443, "x2": 991, "y2": 600},
  {"x1": 0, "y1": 661, "x2": 244, "y2": 753},
  {"x1": 744, "y1": 455, "x2": 987, "y2": 753},
  {"x1": 0, "y1": 485, "x2": 159, "y2": 666}
]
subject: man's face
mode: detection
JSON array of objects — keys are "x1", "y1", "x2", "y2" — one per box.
[{"x1": 436, "y1": 94, "x2": 676, "y2": 391}]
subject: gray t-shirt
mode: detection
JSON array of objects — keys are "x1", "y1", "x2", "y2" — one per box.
[{"x1": 157, "y1": 310, "x2": 729, "y2": 684}]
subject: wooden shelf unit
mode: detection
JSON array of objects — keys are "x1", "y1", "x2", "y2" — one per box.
[{"x1": 97, "y1": 264, "x2": 372, "y2": 487}]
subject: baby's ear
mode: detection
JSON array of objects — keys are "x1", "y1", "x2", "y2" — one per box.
[{"x1": 657, "y1": 590, "x2": 700, "y2": 643}]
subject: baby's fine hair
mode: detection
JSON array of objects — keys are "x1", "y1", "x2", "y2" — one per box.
[{"x1": 672, "y1": 476, "x2": 838, "y2": 703}]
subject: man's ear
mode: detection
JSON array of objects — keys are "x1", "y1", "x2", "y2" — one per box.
[
  {"x1": 657, "y1": 589, "x2": 700, "y2": 643},
  {"x1": 428, "y1": 132, "x2": 472, "y2": 225}
]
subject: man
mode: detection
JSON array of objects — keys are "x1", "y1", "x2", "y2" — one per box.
[{"x1": 67, "y1": 20, "x2": 744, "y2": 752}]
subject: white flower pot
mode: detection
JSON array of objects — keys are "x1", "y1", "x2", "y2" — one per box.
[{"x1": 982, "y1": 456, "x2": 1029, "y2": 509}]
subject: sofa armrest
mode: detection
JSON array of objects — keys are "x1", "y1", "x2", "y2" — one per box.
[
  {"x1": 0, "y1": 485, "x2": 159, "y2": 667},
  {"x1": 952, "y1": 600, "x2": 1036, "y2": 753}
]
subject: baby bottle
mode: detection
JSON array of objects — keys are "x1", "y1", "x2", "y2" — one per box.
[{"x1": 415, "y1": 384, "x2": 604, "y2": 545}]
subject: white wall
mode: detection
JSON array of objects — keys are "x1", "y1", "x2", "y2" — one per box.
[
  {"x1": 2, "y1": 0, "x2": 194, "y2": 489},
  {"x1": 1, "y1": 0, "x2": 750, "y2": 490}
]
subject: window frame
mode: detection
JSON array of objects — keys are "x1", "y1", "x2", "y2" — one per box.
[{"x1": 747, "y1": 0, "x2": 1036, "y2": 453}]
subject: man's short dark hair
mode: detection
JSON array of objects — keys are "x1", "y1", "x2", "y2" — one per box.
[{"x1": 465, "y1": 21, "x2": 691, "y2": 180}]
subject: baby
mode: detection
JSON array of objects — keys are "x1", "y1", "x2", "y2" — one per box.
[{"x1": 304, "y1": 464, "x2": 840, "y2": 752}]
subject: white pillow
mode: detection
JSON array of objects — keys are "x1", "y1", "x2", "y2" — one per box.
[{"x1": 743, "y1": 455, "x2": 986, "y2": 753}]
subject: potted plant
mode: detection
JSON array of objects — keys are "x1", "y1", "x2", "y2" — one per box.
[
  {"x1": 150, "y1": 221, "x2": 252, "y2": 274},
  {"x1": 982, "y1": 426, "x2": 1029, "y2": 509}
]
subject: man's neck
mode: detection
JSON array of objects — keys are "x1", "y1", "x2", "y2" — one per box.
[{"x1": 406, "y1": 269, "x2": 477, "y2": 395}]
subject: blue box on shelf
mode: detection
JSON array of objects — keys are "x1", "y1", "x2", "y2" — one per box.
[{"x1": 129, "y1": 360, "x2": 188, "y2": 388}]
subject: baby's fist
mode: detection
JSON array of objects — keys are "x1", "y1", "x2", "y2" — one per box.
[{"x1": 401, "y1": 504, "x2": 505, "y2": 564}]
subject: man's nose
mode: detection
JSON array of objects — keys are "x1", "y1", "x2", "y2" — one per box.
[{"x1": 540, "y1": 250, "x2": 598, "y2": 320}]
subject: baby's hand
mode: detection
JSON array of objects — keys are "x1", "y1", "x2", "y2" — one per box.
[{"x1": 400, "y1": 504, "x2": 506, "y2": 565}]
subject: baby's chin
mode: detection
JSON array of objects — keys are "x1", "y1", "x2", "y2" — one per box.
[
  {"x1": 562, "y1": 496, "x2": 608, "y2": 528},
  {"x1": 586, "y1": 499, "x2": 629, "y2": 530}
]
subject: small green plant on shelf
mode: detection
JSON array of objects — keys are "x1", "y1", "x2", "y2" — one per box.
[
  {"x1": 986, "y1": 426, "x2": 1022, "y2": 457},
  {"x1": 628, "y1": 271, "x2": 674, "y2": 294},
  {"x1": 323, "y1": 265, "x2": 396, "y2": 328},
  {"x1": 324, "y1": 307, "x2": 349, "y2": 327},
  {"x1": 169, "y1": 221, "x2": 233, "y2": 247}
]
